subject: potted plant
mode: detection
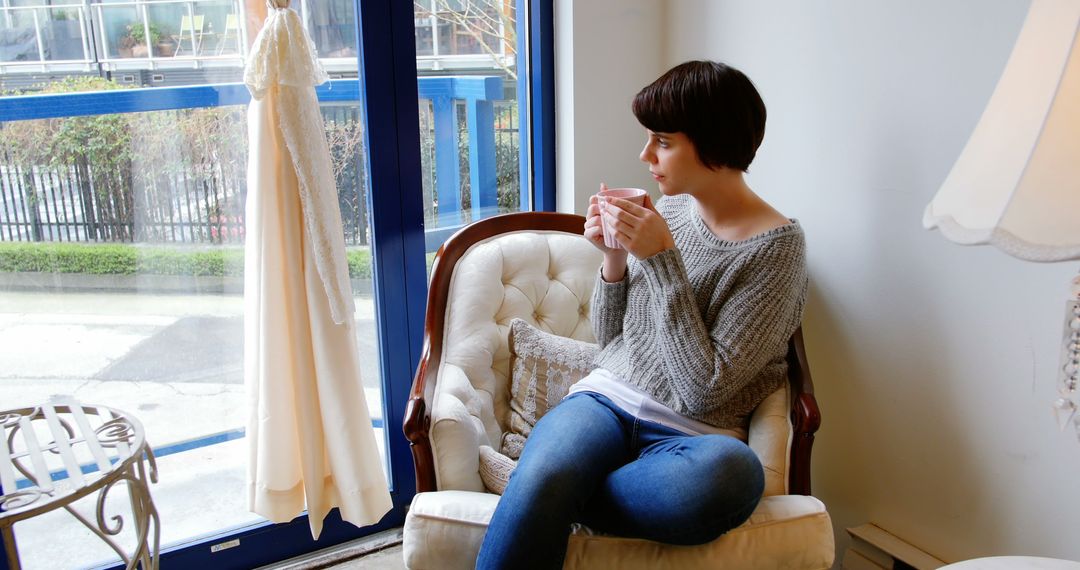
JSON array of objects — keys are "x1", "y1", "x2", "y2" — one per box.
[
  {"x1": 126, "y1": 22, "x2": 164, "y2": 58},
  {"x1": 117, "y1": 26, "x2": 136, "y2": 58},
  {"x1": 153, "y1": 24, "x2": 176, "y2": 57},
  {"x1": 155, "y1": 34, "x2": 176, "y2": 57}
]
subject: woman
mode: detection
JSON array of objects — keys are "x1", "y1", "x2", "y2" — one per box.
[{"x1": 476, "y1": 60, "x2": 807, "y2": 569}]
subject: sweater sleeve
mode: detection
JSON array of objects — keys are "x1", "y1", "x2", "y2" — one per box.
[
  {"x1": 637, "y1": 237, "x2": 806, "y2": 416},
  {"x1": 590, "y1": 267, "x2": 629, "y2": 348}
]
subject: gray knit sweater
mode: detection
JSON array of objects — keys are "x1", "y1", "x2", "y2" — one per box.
[{"x1": 591, "y1": 193, "x2": 807, "y2": 429}]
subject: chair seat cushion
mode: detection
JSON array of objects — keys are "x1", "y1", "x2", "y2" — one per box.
[{"x1": 403, "y1": 491, "x2": 835, "y2": 570}]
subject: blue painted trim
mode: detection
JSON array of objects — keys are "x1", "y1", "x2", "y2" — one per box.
[
  {"x1": 0, "y1": 77, "x2": 503, "y2": 122},
  {"x1": 0, "y1": 84, "x2": 252, "y2": 121},
  {"x1": 5, "y1": 416, "x2": 384, "y2": 492},
  {"x1": 433, "y1": 95, "x2": 462, "y2": 226},
  {"x1": 11, "y1": 427, "x2": 248, "y2": 490},
  {"x1": 418, "y1": 76, "x2": 502, "y2": 100},
  {"x1": 356, "y1": 0, "x2": 427, "y2": 508},
  {"x1": 467, "y1": 98, "x2": 498, "y2": 211},
  {"x1": 516, "y1": 0, "x2": 531, "y2": 211},
  {"x1": 530, "y1": 0, "x2": 557, "y2": 212},
  {"x1": 151, "y1": 427, "x2": 248, "y2": 456}
]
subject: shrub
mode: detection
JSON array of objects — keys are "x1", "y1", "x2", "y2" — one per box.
[{"x1": 0, "y1": 243, "x2": 374, "y2": 279}]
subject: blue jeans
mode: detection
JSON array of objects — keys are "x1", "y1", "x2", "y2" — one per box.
[{"x1": 475, "y1": 392, "x2": 764, "y2": 570}]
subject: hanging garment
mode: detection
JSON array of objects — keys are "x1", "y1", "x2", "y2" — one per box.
[{"x1": 243, "y1": 0, "x2": 392, "y2": 539}]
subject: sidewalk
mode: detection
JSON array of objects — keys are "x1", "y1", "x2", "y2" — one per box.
[{"x1": 0, "y1": 290, "x2": 387, "y2": 570}]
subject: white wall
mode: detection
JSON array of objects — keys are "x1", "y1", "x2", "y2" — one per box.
[
  {"x1": 554, "y1": 0, "x2": 666, "y2": 215},
  {"x1": 558, "y1": 0, "x2": 1080, "y2": 563}
]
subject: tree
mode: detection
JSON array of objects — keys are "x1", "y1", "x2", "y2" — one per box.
[{"x1": 415, "y1": 0, "x2": 517, "y2": 79}]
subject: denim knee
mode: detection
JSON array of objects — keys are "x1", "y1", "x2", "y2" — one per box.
[
  {"x1": 697, "y1": 440, "x2": 765, "y2": 540},
  {"x1": 659, "y1": 438, "x2": 764, "y2": 545}
]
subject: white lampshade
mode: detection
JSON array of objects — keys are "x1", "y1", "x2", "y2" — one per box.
[{"x1": 924, "y1": 0, "x2": 1080, "y2": 262}]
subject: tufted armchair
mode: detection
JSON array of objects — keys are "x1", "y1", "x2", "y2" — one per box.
[{"x1": 402, "y1": 212, "x2": 835, "y2": 569}]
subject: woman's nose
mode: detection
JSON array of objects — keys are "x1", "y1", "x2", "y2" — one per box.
[{"x1": 639, "y1": 145, "x2": 653, "y2": 163}]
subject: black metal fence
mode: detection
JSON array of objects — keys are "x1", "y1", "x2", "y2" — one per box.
[{"x1": 0, "y1": 100, "x2": 520, "y2": 246}]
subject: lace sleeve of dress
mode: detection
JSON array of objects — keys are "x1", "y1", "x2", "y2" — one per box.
[{"x1": 243, "y1": 1, "x2": 355, "y2": 325}]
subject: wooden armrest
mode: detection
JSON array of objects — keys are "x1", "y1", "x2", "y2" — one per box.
[{"x1": 786, "y1": 327, "x2": 821, "y2": 496}]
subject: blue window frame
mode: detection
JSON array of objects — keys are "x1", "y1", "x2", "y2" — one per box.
[{"x1": 0, "y1": 0, "x2": 554, "y2": 567}]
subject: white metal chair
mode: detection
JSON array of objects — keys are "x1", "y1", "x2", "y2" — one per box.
[
  {"x1": 173, "y1": 14, "x2": 205, "y2": 57},
  {"x1": 215, "y1": 14, "x2": 240, "y2": 55}
]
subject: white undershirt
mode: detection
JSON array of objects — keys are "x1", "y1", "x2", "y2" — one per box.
[{"x1": 567, "y1": 368, "x2": 748, "y2": 442}]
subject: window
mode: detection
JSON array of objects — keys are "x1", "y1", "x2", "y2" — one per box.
[{"x1": 0, "y1": 0, "x2": 552, "y2": 567}]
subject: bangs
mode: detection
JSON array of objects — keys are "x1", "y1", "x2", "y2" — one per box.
[{"x1": 631, "y1": 82, "x2": 690, "y2": 134}]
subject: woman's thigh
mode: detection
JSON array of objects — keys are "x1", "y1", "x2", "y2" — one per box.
[
  {"x1": 581, "y1": 432, "x2": 765, "y2": 545},
  {"x1": 500, "y1": 393, "x2": 631, "y2": 509}
]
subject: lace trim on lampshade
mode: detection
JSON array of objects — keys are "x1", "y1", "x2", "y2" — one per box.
[
  {"x1": 244, "y1": 4, "x2": 355, "y2": 324},
  {"x1": 925, "y1": 210, "x2": 1080, "y2": 263}
]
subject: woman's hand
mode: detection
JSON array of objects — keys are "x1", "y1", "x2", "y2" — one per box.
[
  {"x1": 584, "y1": 192, "x2": 619, "y2": 254},
  {"x1": 585, "y1": 184, "x2": 628, "y2": 282},
  {"x1": 601, "y1": 194, "x2": 675, "y2": 260}
]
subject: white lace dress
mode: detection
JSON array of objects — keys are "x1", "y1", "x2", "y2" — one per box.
[{"x1": 242, "y1": 0, "x2": 391, "y2": 539}]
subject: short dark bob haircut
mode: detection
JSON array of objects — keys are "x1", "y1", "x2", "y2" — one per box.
[{"x1": 632, "y1": 60, "x2": 766, "y2": 172}]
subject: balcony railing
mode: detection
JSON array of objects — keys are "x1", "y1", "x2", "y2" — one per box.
[
  {"x1": 0, "y1": 0, "x2": 514, "y2": 75},
  {"x1": 0, "y1": 76, "x2": 523, "y2": 252},
  {"x1": 92, "y1": 0, "x2": 245, "y2": 64},
  {"x1": 0, "y1": 3, "x2": 93, "y2": 69}
]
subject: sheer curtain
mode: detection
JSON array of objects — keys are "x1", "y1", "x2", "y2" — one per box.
[{"x1": 242, "y1": 0, "x2": 391, "y2": 538}]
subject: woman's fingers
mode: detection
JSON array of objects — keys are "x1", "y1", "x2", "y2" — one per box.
[
  {"x1": 607, "y1": 196, "x2": 649, "y2": 218},
  {"x1": 601, "y1": 195, "x2": 673, "y2": 259}
]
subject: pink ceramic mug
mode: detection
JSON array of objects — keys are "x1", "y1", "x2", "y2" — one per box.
[{"x1": 596, "y1": 187, "x2": 647, "y2": 249}]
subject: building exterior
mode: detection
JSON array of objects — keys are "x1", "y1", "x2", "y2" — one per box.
[{"x1": 0, "y1": 0, "x2": 516, "y2": 90}]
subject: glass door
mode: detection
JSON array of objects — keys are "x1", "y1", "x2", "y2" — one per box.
[
  {"x1": 414, "y1": 0, "x2": 530, "y2": 239},
  {"x1": 0, "y1": 0, "x2": 550, "y2": 567}
]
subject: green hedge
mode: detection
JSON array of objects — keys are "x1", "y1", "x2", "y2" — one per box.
[{"x1": 0, "y1": 243, "x2": 373, "y2": 279}]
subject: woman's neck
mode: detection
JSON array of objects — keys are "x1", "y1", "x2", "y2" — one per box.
[{"x1": 691, "y1": 171, "x2": 787, "y2": 242}]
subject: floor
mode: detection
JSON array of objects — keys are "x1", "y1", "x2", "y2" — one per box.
[
  {"x1": 260, "y1": 528, "x2": 406, "y2": 570},
  {"x1": 327, "y1": 544, "x2": 405, "y2": 569}
]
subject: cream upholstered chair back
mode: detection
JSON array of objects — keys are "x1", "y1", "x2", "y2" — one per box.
[
  {"x1": 404, "y1": 212, "x2": 820, "y2": 498},
  {"x1": 429, "y1": 227, "x2": 600, "y2": 491}
]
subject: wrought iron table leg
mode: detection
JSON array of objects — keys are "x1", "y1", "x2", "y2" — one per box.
[{"x1": 2, "y1": 525, "x2": 21, "y2": 570}]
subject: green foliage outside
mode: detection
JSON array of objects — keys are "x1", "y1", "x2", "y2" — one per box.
[
  {"x1": 128, "y1": 22, "x2": 167, "y2": 45},
  {"x1": 3, "y1": 77, "x2": 139, "y2": 241},
  {"x1": 0, "y1": 243, "x2": 374, "y2": 279},
  {"x1": 2, "y1": 76, "x2": 521, "y2": 261}
]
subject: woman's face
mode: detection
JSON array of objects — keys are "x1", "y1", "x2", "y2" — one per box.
[{"x1": 638, "y1": 130, "x2": 711, "y2": 196}]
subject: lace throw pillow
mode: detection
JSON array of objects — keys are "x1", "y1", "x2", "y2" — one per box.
[
  {"x1": 500, "y1": 318, "x2": 600, "y2": 460},
  {"x1": 479, "y1": 445, "x2": 516, "y2": 495}
]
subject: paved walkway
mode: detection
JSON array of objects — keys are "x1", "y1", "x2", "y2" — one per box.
[{"x1": 0, "y1": 290, "x2": 387, "y2": 570}]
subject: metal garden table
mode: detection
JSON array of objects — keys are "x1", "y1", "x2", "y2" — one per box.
[{"x1": 0, "y1": 400, "x2": 159, "y2": 569}]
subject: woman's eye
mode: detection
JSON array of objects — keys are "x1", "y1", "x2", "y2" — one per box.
[{"x1": 657, "y1": 139, "x2": 669, "y2": 148}]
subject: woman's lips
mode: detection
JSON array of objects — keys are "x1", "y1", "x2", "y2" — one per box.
[{"x1": 650, "y1": 171, "x2": 664, "y2": 180}]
